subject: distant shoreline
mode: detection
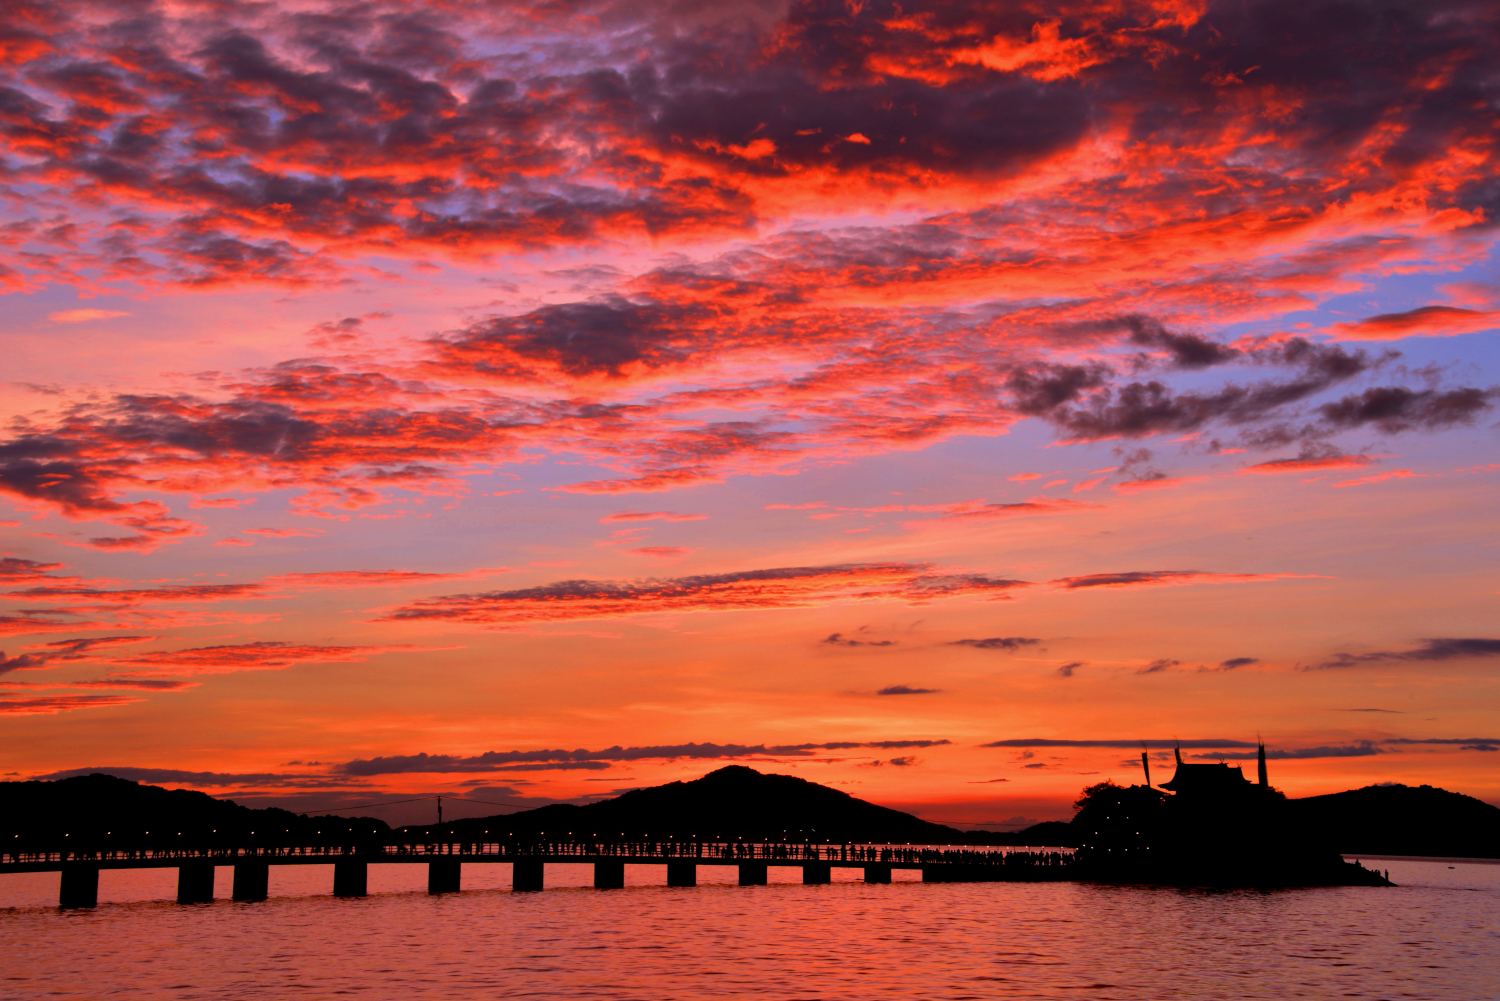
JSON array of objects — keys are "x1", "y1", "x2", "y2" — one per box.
[{"x1": 1341, "y1": 854, "x2": 1500, "y2": 866}]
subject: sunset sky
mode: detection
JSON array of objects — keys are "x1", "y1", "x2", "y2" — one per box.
[{"x1": 2, "y1": 0, "x2": 1497, "y2": 829}]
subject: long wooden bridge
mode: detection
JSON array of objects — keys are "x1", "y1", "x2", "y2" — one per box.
[{"x1": 1, "y1": 840, "x2": 1075, "y2": 907}]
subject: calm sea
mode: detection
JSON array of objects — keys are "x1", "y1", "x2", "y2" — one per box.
[{"x1": 1, "y1": 858, "x2": 1496, "y2": 999}]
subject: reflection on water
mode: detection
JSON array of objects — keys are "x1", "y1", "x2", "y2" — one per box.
[{"x1": 2, "y1": 859, "x2": 1496, "y2": 999}]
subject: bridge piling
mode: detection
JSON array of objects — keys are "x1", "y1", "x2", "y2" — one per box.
[
  {"x1": 177, "y1": 863, "x2": 215, "y2": 904},
  {"x1": 802, "y1": 863, "x2": 831, "y2": 884},
  {"x1": 513, "y1": 859, "x2": 544, "y2": 892},
  {"x1": 593, "y1": 860, "x2": 624, "y2": 889},
  {"x1": 666, "y1": 861, "x2": 696, "y2": 887},
  {"x1": 863, "y1": 865, "x2": 892, "y2": 883},
  {"x1": 232, "y1": 862, "x2": 269, "y2": 901},
  {"x1": 428, "y1": 859, "x2": 461, "y2": 894},
  {"x1": 738, "y1": 863, "x2": 767, "y2": 886},
  {"x1": 59, "y1": 866, "x2": 98, "y2": 908},
  {"x1": 332, "y1": 861, "x2": 367, "y2": 897}
]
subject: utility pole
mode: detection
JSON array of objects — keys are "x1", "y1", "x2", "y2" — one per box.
[{"x1": 437, "y1": 796, "x2": 443, "y2": 826}]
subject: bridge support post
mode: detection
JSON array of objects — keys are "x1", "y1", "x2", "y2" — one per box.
[
  {"x1": 177, "y1": 863, "x2": 215, "y2": 903},
  {"x1": 429, "y1": 859, "x2": 461, "y2": 894},
  {"x1": 513, "y1": 859, "x2": 543, "y2": 892},
  {"x1": 863, "y1": 865, "x2": 892, "y2": 883},
  {"x1": 59, "y1": 866, "x2": 99, "y2": 908},
  {"x1": 593, "y1": 861, "x2": 624, "y2": 889},
  {"x1": 232, "y1": 862, "x2": 269, "y2": 901},
  {"x1": 802, "y1": 863, "x2": 831, "y2": 884},
  {"x1": 738, "y1": 863, "x2": 767, "y2": 886},
  {"x1": 333, "y1": 861, "x2": 367, "y2": 897},
  {"x1": 921, "y1": 866, "x2": 945, "y2": 883},
  {"x1": 666, "y1": 861, "x2": 696, "y2": 887}
]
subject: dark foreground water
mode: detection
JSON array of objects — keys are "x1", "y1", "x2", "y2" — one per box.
[{"x1": 1, "y1": 858, "x2": 1496, "y2": 1000}]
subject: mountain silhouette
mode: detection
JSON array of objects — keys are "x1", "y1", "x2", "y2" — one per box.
[
  {"x1": 403, "y1": 765, "x2": 975, "y2": 843},
  {"x1": 1287, "y1": 783, "x2": 1500, "y2": 857},
  {"x1": 0, "y1": 773, "x2": 387, "y2": 849}
]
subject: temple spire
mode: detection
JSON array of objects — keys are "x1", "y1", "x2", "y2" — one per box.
[{"x1": 1257, "y1": 737, "x2": 1268, "y2": 788}]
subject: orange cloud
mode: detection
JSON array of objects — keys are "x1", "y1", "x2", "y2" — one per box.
[{"x1": 379, "y1": 563, "x2": 1029, "y2": 628}]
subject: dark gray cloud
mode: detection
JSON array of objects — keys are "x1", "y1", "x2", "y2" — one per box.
[
  {"x1": 1056, "y1": 661, "x2": 1083, "y2": 677},
  {"x1": 341, "y1": 739, "x2": 953, "y2": 775},
  {"x1": 1051, "y1": 570, "x2": 1203, "y2": 589},
  {"x1": 1192, "y1": 742, "x2": 1380, "y2": 760},
  {"x1": 30, "y1": 766, "x2": 353, "y2": 787},
  {"x1": 1220, "y1": 657, "x2": 1259, "y2": 670},
  {"x1": 1317, "y1": 385, "x2": 1496, "y2": 433},
  {"x1": 823, "y1": 632, "x2": 895, "y2": 648},
  {"x1": 1016, "y1": 340, "x2": 1382, "y2": 440},
  {"x1": 876, "y1": 685, "x2": 939, "y2": 695},
  {"x1": 1136, "y1": 658, "x2": 1178, "y2": 674},
  {"x1": 948, "y1": 637, "x2": 1039, "y2": 652},
  {"x1": 1312, "y1": 637, "x2": 1500, "y2": 670}
]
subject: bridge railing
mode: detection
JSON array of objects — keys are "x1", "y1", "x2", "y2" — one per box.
[{"x1": 2, "y1": 840, "x2": 1074, "y2": 869}]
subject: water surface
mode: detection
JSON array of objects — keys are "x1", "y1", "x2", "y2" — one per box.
[{"x1": 2, "y1": 859, "x2": 1495, "y2": 999}]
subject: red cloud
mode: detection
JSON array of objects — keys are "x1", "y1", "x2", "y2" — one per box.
[
  {"x1": 1112, "y1": 476, "x2": 1207, "y2": 494},
  {"x1": 0, "y1": 558, "x2": 70, "y2": 583},
  {"x1": 108, "y1": 641, "x2": 448, "y2": 676},
  {"x1": 0, "y1": 678, "x2": 198, "y2": 691},
  {"x1": 0, "y1": 695, "x2": 146, "y2": 715},
  {"x1": 266, "y1": 569, "x2": 515, "y2": 587},
  {"x1": 243, "y1": 527, "x2": 327, "y2": 538},
  {"x1": 2, "y1": 584, "x2": 267, "y2": 607},
  {"x1": 1331, "y1": 470, "x2": 1426, "y2": 488},
  {"x1": 378, "y1": 563, "x2": 1029, "y2": 627},
  {"x1": 0, "y1": 0, "x2": 1493, "y2": 527},
  {"x1": 903, "y1": 498, "x2": 1102, "y2": 528},
  {"x1": 1329, "y1": 306, "x2": 1499, "y2": 340},
  {"x1": 1240, "y1": 455, "x2": 1373, "y2": 475},
  {"x1": 599, "y1": 511, "x2": 709, "y2": 523}
]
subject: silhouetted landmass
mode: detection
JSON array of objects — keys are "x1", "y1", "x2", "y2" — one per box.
[
  {"x1": 1288, "y1": 784, "x2": 1500, "y2": 858},
  {"x1": 1005, "y1": 782, "x2": 1500, "y2": 859},
  {"x1": 401, "y1": 765, "x2": 984, "y2": 844},
  {"x1": 987, "y1": 820, "x2": 1077, "y2": 847},
  {"x1": 0, "y1": 773, "x2": 387, "y2": 850}
]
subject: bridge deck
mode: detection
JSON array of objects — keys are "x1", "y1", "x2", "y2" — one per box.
[{"x1": 1, "y1": 841, "x2": 1072, "y2": 874}]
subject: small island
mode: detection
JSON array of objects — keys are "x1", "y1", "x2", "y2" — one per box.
[{"x1": 1067, "y1": 743, "x2": 1391, "y2": 887}]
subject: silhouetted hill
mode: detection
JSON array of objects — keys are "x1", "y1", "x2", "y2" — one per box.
[
  {"x1": 1, "y1": 773, "x2": 387, "y2": 849},
  {"x1": 988, "y1": 820, "x2": 1077, "y2": 847},
  {"x1": 1006, "y1": 782, "x2": 1500, "y2": 857},
  {"x1": 402, "y1": 765, "x2": 989, "y2": 843},
  {"x1": 1288, "y1": 783, "x2": 1500, "y2": 858}
]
